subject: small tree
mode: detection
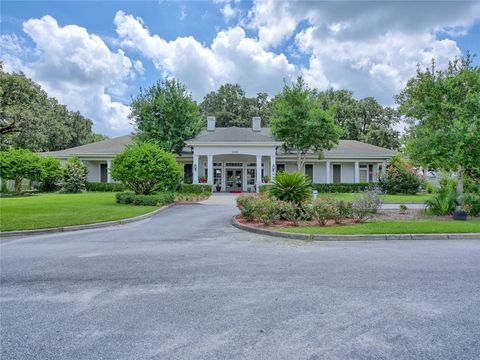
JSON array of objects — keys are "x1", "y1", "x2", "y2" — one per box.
[
  {"x1": 61, "y1": 156, "x2": 87, "y2": 193},
  {"x1": 378, "y1": 155, "x2": 424, "y2": 194},
  {"x1": 38, "y1": 156, "x2": 62, "y2": 191},
  {"x1": 0, "y1": 148, "x2": 42, "y2": 194},
  {"x1": 131, "y1": 78, "x2": 203, "y2": 155},
  {"x1": 111, "y1": 142, "x2": 182, "y2": 195},
  {"x1": 270, "y1": 77, "x2": 342, "y2": 170}
]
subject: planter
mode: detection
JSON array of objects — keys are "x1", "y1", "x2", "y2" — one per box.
[
  {"x1": 215, "y1": 186, "x2": 221, "y2": 192},
  {"x1": 453, "y1": 210, "x2": 467, "y2": 221}
]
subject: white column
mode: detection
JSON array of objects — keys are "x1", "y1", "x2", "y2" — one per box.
[
  {"x1": 207, "y1": 154, "x2": 213, "y2": 186},
  {"x1": 256, "y1": 155, "x2": 262, "y2": 192},
  {"x1": 382, "y1": 161, "x2": 387, "y2": 175},
  {"x1": 193, "y1": 155, "x2": 199, "y2": 184},
  {"x1": 325, "y1": 161, "x2": 331, "y2": 184},
  {"x1": 354, "y1": 161, "x2": 360, "y2": 183},
  {"x1": 376, "y1": 163, "x2": 381, "y2": 181},
  {"x1": 270, "y1": 155, "x2": 276, "y2": 181},
  {"x1": 107, "y1": 160, "x2": 112, "y2": 183}
]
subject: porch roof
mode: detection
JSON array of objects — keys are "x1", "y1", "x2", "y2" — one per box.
[{"x1": 186, "y1": 127, "x2": 280, "y2": 145}]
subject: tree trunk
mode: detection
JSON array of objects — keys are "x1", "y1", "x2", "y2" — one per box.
[
  {"x1": 14, "y1": 177, "x2": 22, "y2": 194},
  {"x1": 296, "y1": 151, "x2": 305, "y2": 173},
  {"x1": 456, "y1": 166, "x2": 464, "y2": 209}
]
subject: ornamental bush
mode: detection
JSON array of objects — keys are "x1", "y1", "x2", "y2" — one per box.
[
  {"x1": 111, "y1": 142, "x2": 182, "y2": 195},
  {"x1": 178, "y1": 184, "x2": 212, "y2": 194},
  {"x1": 86, "y1": 182, "x2": 126, "y2": 192},
  {"x1": 312, "y1": 183, "x2": 375, "y2": 193},
  {"x1": 351, "y1": 187, "x2": 383, "y2": 223},
  {"x1": 0, "y1": 148, "x2": 43, "y2": 194},
  {"x1": 378, "y1": 156, "x2": 424, "y2": 194},
  {"x1": 38, "y1": 156, "x2": 62, "y2": 192},
  {"x1": 236, "y1": 195, "x2": 257, "y2": 221},
  {"x1": 61, "y1": 156, "x2": 87, "y2": 193},
  {"x1": 116, "y1": 192, "x2": 175, "y2": 206},
  {"x1": 278, "y1": 201, "x2": 303, "y2": 226},
  {"x1": 270, "y1": 171, "x2": 312, "y2": 204}
]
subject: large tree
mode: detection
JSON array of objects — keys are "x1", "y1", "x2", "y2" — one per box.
[
  {"x1": 396, "y1": 56, "x2": 480, "y2": 206},
  {"x1": 199, "y1": 83, "x2": 272, "y2": 127},
  {"x1": 0, "y1": 67, "x2": 106, "y2": 151},
  {"x1": 270, "y1": 77, "x2": 342, "y2": 170},
  {"x1": 315, "y1": 89, "x2": 400, "y2": 149},
  {"x1": 131, "y1": 78, "x2": 203, "y2": 155}
]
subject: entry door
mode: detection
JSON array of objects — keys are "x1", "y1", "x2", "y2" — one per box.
[
  {"x1": 100, "y1": 163, "x2": 108, "y2": 183},
  {"x1": 226, "y1": 169, "x2": 242, "y2": 191}
]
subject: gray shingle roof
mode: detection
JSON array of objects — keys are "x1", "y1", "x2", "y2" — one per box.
[
  {"x1": 44, "y1": 135, "x2": 133, "y2": 157},
  {"x1": 278, "y1": 140, "x2": 397, "y2": 157},
  {"x1": 187, "y1": 127, "x2": 277, "y2": 144}
]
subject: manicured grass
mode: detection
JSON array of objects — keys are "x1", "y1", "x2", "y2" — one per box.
[
  {"x1": 275, "y1": 220, "x2": 480, "y2": 235},
  {"x1": 319, "y1": 193, "x2": 432, "y2": 203},
  {"x1": 0, "y1": 192, "x2": 158, "y2": 231}
]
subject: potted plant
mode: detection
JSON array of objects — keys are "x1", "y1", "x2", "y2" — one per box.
[
  {"x1": 262, "y1": 175, "x2": 270, "y2": 183},
  {"x1": 199, "y1": 175, "x2": 207, "y2": 183},
  {"x1": 215, "y1": 182, "x2": 221, "y2": 192}
]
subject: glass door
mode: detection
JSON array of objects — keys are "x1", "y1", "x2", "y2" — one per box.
[{"x1": 226, "y1": 169, "x2": 242, "y2": 191}]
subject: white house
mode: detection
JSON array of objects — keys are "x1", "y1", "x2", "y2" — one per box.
[{"x1": 46, "y1": 116, "x2": 396, "y2": 192}]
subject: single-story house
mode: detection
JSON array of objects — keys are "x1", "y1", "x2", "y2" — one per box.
[{"x1": 46, "y1": 116, "x2": 396, "y2": 192}]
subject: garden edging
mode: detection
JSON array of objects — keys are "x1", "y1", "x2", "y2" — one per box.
[
  {"x1": 0, "y1": 203, "x2": 176, "y2": 238},
  {"x1": 231, "y1": 216, "x2": 480, "y2": 241}
]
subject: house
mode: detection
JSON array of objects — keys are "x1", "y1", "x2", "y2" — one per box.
[{"x1": 46, "y1": 116, "x2": 396, "y2": 192}]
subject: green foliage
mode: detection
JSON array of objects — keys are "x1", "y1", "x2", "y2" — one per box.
[
  {"x1": 111, "y1": 142, "x2": 182, "y2": 195},
  {"x1": 278, "y1": 201, "x2": 303, "y2": 226},
  {"x1": 115, "y1": 192, "x2": 175, "y2": 206},
  {"x1": 0, "y1": 70, "x2": 105, "y2": 151},
  {"x1": 425, "y1": 182, "x2": 434, "y2": 194},
  {"x1": 61, "y1": 156, "x2": 87, "y2": 193},
  {"x1": 316, "y1": 89, "x2": 401, "y2": 150},
  {"x1": 425, "y1": 185, "x2": 457, "y2": 216},
  {"x1": 177, "y1": 184, "x2": 212, "y2": 194},
  {"x1": 236, "y1": 195, "x2": 257, "y2": 221},
  {"x1": 312, "y1": 182, "x2": 375, "y2": 193},
  {"x1": 236, "y1": 195, "x2": 281, "y2": 225},
  {"x1": 85, "y1": 182, "x2": 126, "y2": 192},
  {"x1": 351, "y1": 188, "x2": 384, "y2": 223},
  {"x1": 0, "y1": 148, "x2": 42, "y2": 194},
  {"x1": 270, "y1": 171, "x2": 312, "y2": 204},
  {"x1": 270, "y1": 77, "x2": 342, "y2": 170},
  {"x1": 200, "y1": 83, "x2": 272, "y2": 127},
  {"x1": 131, "y1": 78, "x2": 203, "y2": 155},
  {"x1": 258, "y1": 184, "x2": 273, "y2": 193},
  {"x1": 378, "y1": 156, "x2": 424, "y2": 194},
  {"x1": 308, "y1": 199, "x2": 337, "y2": 226},
  {"x1": 37, "y1": 156, "x2": 62, "y2": 191},
  {"x1": 464, "y1": 193, "x2": 480, "y2": 216}
]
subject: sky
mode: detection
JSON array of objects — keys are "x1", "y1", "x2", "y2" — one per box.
[{"x1": 1, "y1": 0, "x2": 480, "y2": 136}]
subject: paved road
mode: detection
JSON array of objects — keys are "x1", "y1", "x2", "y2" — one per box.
[{"x1": 1, "y1": 198, "x2": 480, "y2": 359}]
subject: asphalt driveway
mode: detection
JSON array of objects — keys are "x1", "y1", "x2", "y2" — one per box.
[{"x1": 1, "y1": 199, "x2": 480, "y2": 359}]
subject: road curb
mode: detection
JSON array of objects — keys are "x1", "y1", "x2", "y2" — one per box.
[
  {"x1": 0, "y1": 203, "x2": 177, "y2": 238},
  {"x1": 231, "y1": 216, "x2": 480, "y2": 241}
]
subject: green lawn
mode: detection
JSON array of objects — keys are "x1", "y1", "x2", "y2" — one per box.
[
  {"x1": 0, "y1": 192, "x2": 158, "y2": 231},
  {"x1": 319, "y1": 193, "x2": 432, "y2": 203},
  {"x1": 275, "y1": 220, "x2": 480, "y2": 235}
]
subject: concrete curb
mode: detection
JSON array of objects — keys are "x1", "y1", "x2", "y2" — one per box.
[
  {"x1": 0, "y1": 203, "x2": 176, "y2": 238},
  {"x1": 231, "y1": 216, "x2": 480, "y2": 241}
]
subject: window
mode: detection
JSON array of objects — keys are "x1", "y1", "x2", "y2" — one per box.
[
  {"x1": 359, "y1": 165, "x2": 368, "y2": 183},
  {"x1": 247, "y1": 168, "x2": 256, "y2": 185},
  {"x1": 305, "y1": 164, "x2": 313, "y2": 181},
  {"x1": 368, "y1": 164, "x2": 374, "y2": 182},
  {"x1": 332, "y1": 164, "x2": 341, "y2": 183},
  {"x1": 226, "y1": 162, "x2": 242, "y2": 167},
  {"x1": 276, "y1": 164, "x2": 285, "y2": 172},
  {"x1": 184, "y1": 164, "x2": 193, "y2": 184},
  {"x1": 100, "y1": 163, "x2": 108, "y2": 183},
  {"x1": 213, "y1": 168, "x2": 222, "y2": 186}
]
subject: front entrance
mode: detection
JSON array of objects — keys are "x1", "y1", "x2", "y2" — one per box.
[{"x1": 226, "y1": 169, "x2": 242, "y2": 192}]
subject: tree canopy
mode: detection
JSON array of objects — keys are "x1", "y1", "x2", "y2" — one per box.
[
  {"x1": 0, "y1": 67, "x2": 106, "y2": 151},
  {"x1": 199, "y1": 83, "x2": 272, "y2": 127},
  {"x1": 131, "y1": 78, "x2": 203, "y2": 155},
  {"x1": 270, "y1": 77, "x2": 342, "y2": 170},
  {"x1": 396, "y1": 55, "x2": 480, "y2": 204}
]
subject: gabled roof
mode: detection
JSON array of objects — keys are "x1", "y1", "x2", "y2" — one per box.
[
  {"x1": 186, "y1": 127, "x2": 279, "y2": 144},
  {"x1": 44, "y1": 135, "x2": 133, "y2": 157}
]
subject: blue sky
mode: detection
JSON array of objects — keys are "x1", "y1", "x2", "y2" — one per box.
[{"x1": 1, "y1": 1, "x2": 479, "y2": 136}]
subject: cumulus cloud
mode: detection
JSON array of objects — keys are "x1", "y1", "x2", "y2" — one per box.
[
  {"x1": 114, "y1": 10, "x2": 297, "y2": 99},
  {"x1": 248, "y1": 0, "x2": 480, "y2": 104}
]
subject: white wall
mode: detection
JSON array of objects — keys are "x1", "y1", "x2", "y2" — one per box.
[
  {"x1": 341, "y1": 163, "x2": 355, "y2": 183},
  {"x1": 83, "y1": 161, "x2": 101, "y2": 182}
]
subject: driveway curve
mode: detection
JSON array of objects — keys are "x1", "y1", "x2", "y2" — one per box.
[{"x1": 1, "y1": 196, "x2": 480, "y2": 360}]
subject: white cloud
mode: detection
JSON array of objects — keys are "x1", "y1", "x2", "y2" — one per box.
[
  {"x1": 3, "y1": 15, "x2": 135, "y2": 132},
  {"x1": 114, "y1": 10, "x2": 297, "y2": 99},
  {"x1": 221, "y1": 4, "x2": 238, "y2": 22}
]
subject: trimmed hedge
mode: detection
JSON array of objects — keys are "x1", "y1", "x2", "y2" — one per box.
[
  {"x1": 312, "y1": 183, "x2": 377, "y2": 193},
  {"x1": 86, "y1": 182, "x2": 126, "y2": 192},
  {"x1": 258, "y1": 184, "x2": 273, "y2": 193},
  {"x1": 177, "y1": 184, "x2": 212, "y2": 194},
  {"x1": 116, "y1": 192, "x2": 175, "y2": 206}
]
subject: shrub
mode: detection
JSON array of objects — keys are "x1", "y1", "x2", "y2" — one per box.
[
  {"x1": 178, "y1": 184, "x2": 212, "y2": 194},
  {"x1": 399, "y1": 204, "x2": 408, "y2": 214},
  {"x1": 0, "y1": 148, "x2": 43, "y2": 194},
  {"x1": 258, "y1": 184, "x2": 273, "y2": 193},
  {"x1": 61, "y1": 156, "x2": 87, "y2": 193},
  {"x1": 111, "y1": 142, "x2": 182, "y2": 195},
  {"x1": 115, "y1": 192, "x2": 175, "y2": 206},
  {"x1": 279, "y1": 201, "x2": 302, "y2": 226},
  {"x1": 464, "y1": 193, "x2": 480, "y2": 216},
  {"x1": 270, "y1": 171, "x2": 312, "y2": 204},
  {"x1": 308, "y1": 199, "x2": 337, "y2": 226},
  {"x1": 312, "y1": 183, "x2": 374, "y2": 193},
  {"x1": 37, "y1": 156, "x2": 62, "y2": 192},
  {"x1": 236, "y1": 195, "x2": 257, "y2": 221},
  {"x1": 351, "y1": 187, "x2": 383, "y2": 223},
  {"x1": 425, "y1": 182, "x2": 434, "y2": 194},
  {"x1": 334, "y1": 200, "x2": 353, "y2": 224},
  {"x1": 378, "y1": 155, "x2": 424, "y2": 194},
  {"x1": 86, "y1": 182, "x2": 126, "y2": 192},
  {"x1": 425, "y1": 187, "x2": 457, "y2": 216},
  {"x1": 252, "y1": 197, "x2": 281, "y2": 225}
]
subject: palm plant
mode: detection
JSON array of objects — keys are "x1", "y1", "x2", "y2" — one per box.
[
  {"x1": 269, "y1": 171, "x2": 312, "y2": 204},
  {"x1": 425, "y1": 188, "x2": 457, "y2": 215}
]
